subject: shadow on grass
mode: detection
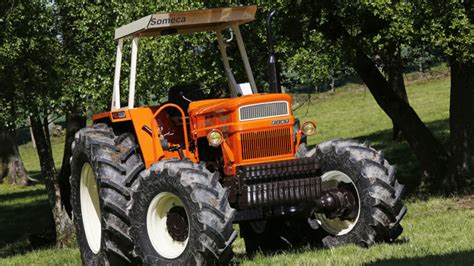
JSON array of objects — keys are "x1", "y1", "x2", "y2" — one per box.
[
  {"x1": 367, "y1": 250, "x2": 474, "y2": 266},
  {"x1": 233, "y1": 248, "x2": 312, "y2": 264},
  {"x1": 28, "y1": 170, "x2": 43, "y2": 179},
  {"x1": 0, "y1": 191, "x2": 55, "y2": 258},
  {"x1": 353, "y1": 119, "x2": 450, "y2": 197},
  {"x1": 0, "y1": 187, "x2": 46, "y2": 202}
]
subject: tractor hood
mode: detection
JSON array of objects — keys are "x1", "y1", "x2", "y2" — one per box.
[
  {"x1": 188, "y1": 93, "x2": 292, "y2": 117},
  {"x1": 188, "y1": 93, "x2": 295, "y2": 168}
]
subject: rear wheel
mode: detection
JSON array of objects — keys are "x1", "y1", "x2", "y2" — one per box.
[
  {"x1": 129, "y1": 159, "x2": 236, "y2": 264},
  {"x1": 310, "y1": 139, "x2": 406, "y2": 247}
]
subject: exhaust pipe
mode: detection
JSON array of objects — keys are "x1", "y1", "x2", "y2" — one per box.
[{"x1": 267, "y1": 9, "x2": 281, "y2": 93}]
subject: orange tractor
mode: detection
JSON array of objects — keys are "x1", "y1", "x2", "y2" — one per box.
[{"x1": 70, "y1": 6, "x2": 406, "y2": 265}]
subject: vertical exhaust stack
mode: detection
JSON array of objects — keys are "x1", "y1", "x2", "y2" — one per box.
[{"x1": 267, "y1": 9, "x2": 282, "y2": 93}]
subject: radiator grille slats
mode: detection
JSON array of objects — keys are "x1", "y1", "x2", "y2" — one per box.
[
  {"x1": 241, "y1": 128, "x2": 292, "y2": 160},
  {"x1": 239, "y1": 101, "x2": 288, "y2": 121}
]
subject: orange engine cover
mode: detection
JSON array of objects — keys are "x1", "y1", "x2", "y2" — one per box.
[{"x1": 188, "y1": 93, "x2": 296, "y2": 175}]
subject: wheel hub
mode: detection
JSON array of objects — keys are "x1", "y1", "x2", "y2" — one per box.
[
  {"x1": 166, "y1": 206, "x2": 189, "y2": 242},
  {"x1": 313, "y1": 170, "x2": 361, "y2": 236},
  {"x1": 147, "y1": 192, "x2": 190, "y2": 259},
  {"x1": 315, "y1": 185, "x2": 358, "y2": 220}
]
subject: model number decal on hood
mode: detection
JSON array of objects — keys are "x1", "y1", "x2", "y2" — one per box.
[{"x1": 272, "y1": 119, "x2": 289, "y2": 125}]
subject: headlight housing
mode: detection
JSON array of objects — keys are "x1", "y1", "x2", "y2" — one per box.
[
  {"x1": 302, "y1": 121, "x2": 317, "y2": 136},
  {"x1": 207, "y1": 130, "x2": 223, "y2": 147}
]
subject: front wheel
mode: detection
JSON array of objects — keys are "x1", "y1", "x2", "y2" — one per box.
[
  {"x1": 309, "y1": 139, "x2": 407, "y2": 247},
  {"x1": 70, "y1": 125, "x2": 110, "y2": 265},
  {"x1": 129, "y1": 159, "x2": 236, "y2": 264},
  {"x1": 70, "y1": 124, "x2": 143, "y2": 265}
]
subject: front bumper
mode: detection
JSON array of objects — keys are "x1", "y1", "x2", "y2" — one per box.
[{"x1": 225, "y1": 157, "x2": 322, "y2": 214}]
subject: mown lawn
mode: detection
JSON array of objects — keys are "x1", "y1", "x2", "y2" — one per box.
[
  {"x1": 236, "y1": 197, "x2": 474, "y2": 265},
  {"x1": 1, "y1": 75, "x2": 473, "y2": 265}
]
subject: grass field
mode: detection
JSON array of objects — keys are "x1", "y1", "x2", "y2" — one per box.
[{"x1": 1, "y1": 74, "x2": 473, "y2": 265}]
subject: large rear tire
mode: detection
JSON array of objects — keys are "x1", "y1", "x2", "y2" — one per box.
[
  {"x1": 129, "y1": 159, "x2": 236, "y2": 265},
  {"x1": 310, "y1": 139, "x2": 406, "y2": 247},
  {"x1": 70, "y1": 124, "x2": 143, "y2": 265}
]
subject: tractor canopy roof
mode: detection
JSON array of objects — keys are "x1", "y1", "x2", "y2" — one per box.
[{"x1": 114, "y1": 6, "x2": 257, "y2": 40}]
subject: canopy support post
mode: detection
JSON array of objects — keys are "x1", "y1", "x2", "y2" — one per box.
[
  {"x1": 111, "y1": 38, "x2": 123, "y2": 110},
  {"x1": 232, "y1": 24, "x2": 257, "y2": 94},
  {"x1": 216, "y1": 30, "x2": 239, "y2": 98},
  {"x1": 128, "y1": 36, "x2": 139, "y2": 109}
]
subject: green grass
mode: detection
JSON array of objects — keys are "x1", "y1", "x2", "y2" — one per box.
[
  {"x1": 2, "y1": 74, "x2": 473, "y2": 265},
  {"x1": 295, "y1": 77, "x2": 450, "y2": 144},
  {"x1": 2, "y1": 188, "x2": 472, "y2": 265},
  {"x1": 236, "y1": 197, "x2": 474, "y2": 265},
  {"x1": 0, "y1": 248, "x2": 80, "y2": 266},
  {"x1": 18, "y1": 136, "x2": 65, "y2": 177}
]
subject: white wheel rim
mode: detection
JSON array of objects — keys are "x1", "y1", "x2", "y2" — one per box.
[
  {"x1": 80, "y1": 163, "x2": 102, "y2": 254},
  {"x1": 315, "y1": 170, "x2": 361, "y2": 236},
  {"x1": 147, "y1": 192, "x2": 189, "y2": 259}
]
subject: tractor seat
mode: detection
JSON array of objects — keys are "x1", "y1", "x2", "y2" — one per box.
[{"x1": 167, "y1": 84, "x2": 205, "y2": 113}]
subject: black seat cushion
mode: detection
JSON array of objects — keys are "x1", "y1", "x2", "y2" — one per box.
[{"x1": 168, "y1": 84, "x2": 205, "y2": 113}]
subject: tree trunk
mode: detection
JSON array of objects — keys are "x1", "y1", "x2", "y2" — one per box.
[
  {"x1": 0, "y1": 128, "x2": 29, "y2": 186},
  {"x1": 29, "y1": 117, "x2": 37, "y2": 149},
  {"x1": 385, "y1": 44, "x2": 409, "y2": 140},
  {"x1": 445, "y1": 59, "x2": 474, "y2": 192},
  {"x1": 30, "y1": 113, "x2": 75, "y2": 247},
  {"x1": 58, "y1": 110, "x2": 86, "y2": 215},
  {"x1": 349, "y1": 43, "x2": 449, "y2": 188},
  {"x1": 419, "y1": 60, "x2": 424, "y2": 78},
  {"x1": 330, "y1": 76, "x2": 335, "y2": 93},
  {"x1": 321, "y1": 18, "x2": 449, "y2": 189},
  {"x1": 43, "y1": 111, "x2": 53, "y2": 149}
]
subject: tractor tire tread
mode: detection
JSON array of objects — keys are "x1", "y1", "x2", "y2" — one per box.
[
  {"x1": 129, "y1": 160, "x2": 236, "y2": 264},
  {"x1": 71, "y1": 123, "x2": 143, "y2": 264}
]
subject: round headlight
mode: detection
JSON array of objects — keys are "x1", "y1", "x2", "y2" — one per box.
[
  {"x1": 207, "y1": 130, "x2": 223, "y2": 147},
  {"x1": 302, "y1": 121, "x2": 317, "y2": 136}
]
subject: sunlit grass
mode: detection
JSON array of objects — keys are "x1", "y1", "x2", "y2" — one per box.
[
  {"x1": 237, "y1": 197, "x2": 474, "y2": 265},
  {"x1": 18, "y1": 136, "x2": 64, "y2": 175},
  {"x1": 295, "y1": 77, "x2": 450, "y2": 145}
]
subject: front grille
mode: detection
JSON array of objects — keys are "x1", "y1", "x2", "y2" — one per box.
[
  {"x1": 241, "y1": 128, "x2": 292, "y2": 160},
  {"x1": 239, "y1": 101, "x2": 289, "y2": 121}
]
